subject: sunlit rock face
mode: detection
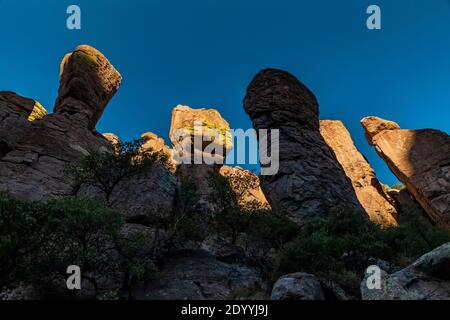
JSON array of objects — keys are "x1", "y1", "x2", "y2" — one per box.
[
  {"x1": 320, "y1": 120, "x2": 398, "y2": 227},
  {"x1": 243, "y1": 68, "x2": 363, "y2": 225},
  {"x1": 141, "y1": 131, "x2": 175, "y2": 171},
  {"x1": 219, "y1": 166, "x2": 270, "y2": 212},
  {"x1": 55, "y1": 45, "x2": 122, "y2": 130},
  {"x1": 361, "y1": 117, "x2": 450, "y2": 228},
  {"x1": 169, "y1": 105, "x2": 233, "y2": 165},
  {"x1": 0, "y1": 46, "x2": 119, "y2": 201}
]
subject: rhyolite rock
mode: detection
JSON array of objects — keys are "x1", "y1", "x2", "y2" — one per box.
[
  {"x1": 0, "y1": 45, "x2": 120, "y2": 201},
  {"x1": 219, "y1": 166, "x2": 270, "y2": 212},
  {"x1": 320, "y1": 120, "x2": 398, "y2": 226},
  {"x1": 169, "y1": 105, "x2": 233, "y2": 164},
  {"x1": 55, "y1": 45, "x2": 122, "y2": 130},
  {"x1": 271, "y1": 273, "x2": 325, "y2": 300},
  {"x1": 243, "y1": 69, "x2": 363, "y2": 225},
  {"x1": 361, "y1": 117, "x2": 450, "y2": 228},
  {"x1": 131, "y1": 250, "x2": 267, "y2": 300},
  {"x1": 141, "y1": 131, "x2": 175, "y2": 171},
  {"x1": 361, "y1": 242, "x2": 450, "y2": 300}
]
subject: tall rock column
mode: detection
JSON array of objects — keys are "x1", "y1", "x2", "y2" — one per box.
[
  {"x1": 320, "y1": 120, "x2": 398, "y2": 226},
  {"x1": 243, "y1": 69, "x2": 362, "y2": 225},
  {"x1": 361, "y1": 116, "x2": 450, "y2": 228}
]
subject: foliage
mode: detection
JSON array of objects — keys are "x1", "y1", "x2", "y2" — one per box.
[
  {"x1": 66, "y1": 138, "x2": 171, "y2": 203},
  {"x1": 274, "y1": 208, "x2": 450, "y2": 297},
  {"x1": 0, "y1": 196, "x2": 123, "y2": 296},
  {"x1": 390, "y1": 183, "x2": 406, "y2": 190}
]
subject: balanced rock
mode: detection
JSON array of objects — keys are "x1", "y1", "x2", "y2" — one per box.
[
  {"x1": 320, "y1": 120, "x2": 398, "y2": 226},
  {"x1": 0, "y1": 45, "x2": 119, "y2": 201},
  {"x1": 361, "y1": 242, "x2": 450, "y2": 300},
  {"x1": 271, "y1": 273, "x2": 325, "y2": 300},
  {"x1": 169, "y1": 105, "x2": 233, "y2": 164},
  {"x1": 361, "y1": 117, "x2": 450, "y2": 227},
  {"x1": 244, "y1": 69, "x2": 362, "y2": 225},
  {"x1": 55, "y1": 45, "x2": 122, "y2": 130},
  {"x1": 141, "y1": 131, "x2": 175, "y2": 171}
]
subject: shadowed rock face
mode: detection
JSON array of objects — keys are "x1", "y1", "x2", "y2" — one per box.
[
  {"x1": 0, "y1": 45, "x2": 120, "y2": 201},
  {"x1": 361, "y1": 117, "x2": 450, "y2": 228},
  {"x1": 320, "y1": 120, "x2": 398, "y2": 227},
  {"x1": 55, "y1": 45, "x2": 122, "y2": 130},
  {"x1": 243, "y1": 68, "x2": 362, "y2": 225}
]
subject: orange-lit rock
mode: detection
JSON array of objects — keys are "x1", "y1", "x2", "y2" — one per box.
[
  {"x1": 361, "y1": 117, "x2": 450, "y2": 228},
  {"x1": 320, "y1": 120, "x2": 398, "y2": 226}
]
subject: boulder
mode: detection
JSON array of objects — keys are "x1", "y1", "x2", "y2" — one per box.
[
  {"x1": 141, "y1": 131, "x2": 175, "y2": 171},
  {"x1": 320, "y1": 120, "x2": 398, "y2": 226},
  {"x1": 243, "y1": 69, "x2": 363, "y2": 225},
  {"x1": 361, "y1": 242, "x2": 450, "y2": 300},
  {"x1": 271, "y1": 273, "x2": 325, "y2": 300},
  {"x1": 219, "y1": 166, "x2": 270, "y2": 212},
  {"x1": 55, "y1": 45, "x2": 122, "y2": 130},
  {"x1": 361, "y1": 117, "x2": 450, "y2": 227},
  {"x1": 169, "y1": 105, "x2": 233, "y2": 164},
  {"x1": 131, "y1": 250, "x2": 267, "y2": 300}
]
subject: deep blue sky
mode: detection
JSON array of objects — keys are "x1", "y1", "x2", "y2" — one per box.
[{"x1": 1, "y1": 0, "x2": 449, "y2": 185}]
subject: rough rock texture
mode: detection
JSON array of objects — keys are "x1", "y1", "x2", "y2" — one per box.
[
  {"x1": 131, "y1": 250, "x2": 267, "y2": 300},
  {"x1": 55, "y1": 45, "x2": 122, "y2": 130},
  {"x1": 0, "y1": 45, "x2": 121, "y2": 201},
  {"x1": 361, "y1": 242, "x2": 450, "y2": 300},
  {"x1": 361, "y1": 117, "x2": 450, "y2": 227},
  {"x1": 219, "y1": 166, "x2": 270, "y2": 211},
  {"x1": 141, "y1": 131, "x2": 175, "y2": 171},
  {"x1": 271, "y1": 273, "x2": 325, "y2": 300},
  {"x1": 0, "y1": 92, "x2": 47, "y2": 158},
  {"x1": 169, "y1": 105, "x2": 233, "y2": 164},
  {"x1": 78, "y1": 163, "x2": 177, "y2": 221},
  {"x1": 320, "y1": 120, "x2": 398, "y2": 226},
  {"x1": 243, "y1": 69, "x2": 362, "y2": 225},
  {"x1": 361, "y1": 116, "x2": 400, "y2": 146}
]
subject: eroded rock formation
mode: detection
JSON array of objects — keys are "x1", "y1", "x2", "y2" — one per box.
[
  {"x1": 320, "y1": 120, "x2": 398, "y2": 226},
  {"x1": 361, "y1": 117, "x2": 450, "y2": 228},
  {"x1": 0, "y1": 45, "x2": 121, "y2": 201},
  {"x1": 244, "y1": 68, "x2": 363, "y2": 225},
  {"x1": 361, "y1": 242, "x2": 450, "y2": 300},
  {"x1": 271, "y1": 273, "x2": 325, "y2": 300}
]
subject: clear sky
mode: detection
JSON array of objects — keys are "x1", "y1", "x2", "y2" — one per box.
[{"x1": 1, "y1": 0, "x2": 449, "y2": 186}]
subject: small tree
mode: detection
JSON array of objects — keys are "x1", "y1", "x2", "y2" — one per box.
[{"x1": 66, "y1": 139, "x2": 171, "y2": 204}]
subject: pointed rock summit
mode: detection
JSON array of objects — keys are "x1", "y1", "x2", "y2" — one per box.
[
  {"x1": 244, "y1": 68, "x2": 363, "y2": 225},
  {"x1": 361, "y1": 116, "x2": 450, "y2": 228}
]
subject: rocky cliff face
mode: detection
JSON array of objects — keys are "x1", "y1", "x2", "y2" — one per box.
[
  {"x1": 361, "y1": 117, "x2": 450, "y2": 228},
  {"x1": 320, "y1": 120, "x2": 398, "y2": 226},
  {"x1": 243, "y1": 68, "x2": 363, "y2": 225}
]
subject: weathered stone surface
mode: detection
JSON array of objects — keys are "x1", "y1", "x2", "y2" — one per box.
[
  {"x1": 271, "y1": 273, "x2": 325, "y2": 300},
  {"x1": 320, "y1": 120, "x2": 398, "y2": 226},
  {"x1": 169, "y1": 105, "x2": 233, "y2": 164},
  {"x1": 141, "y1": 131, "x2": 175, "y2": 171},
  {"x1": 131, "y1": 250, "x2": 267, "y2": 300},
  {"x1": 361, "y1": 116, "x2": 400, "y2": 146},
  {"x1": 0, "y1": 92, "x2": 47, "y2": 158},
  {"x1": 361, "y1": 242, "x2": 450, "y2": 300},
  {"x1": 243, "y1": 69, "x2": 362, "y2": 225},
  {"x1": 219, "y1": 166, "x2": 270, "y2": 212},
  {"x1": 0, "y1": 46, "x2": 120, "y2": 201},
  {"x1": 78, "y1": 162, "x2": 177, "y2": 221},
  {"x1": 361, "y1": 117, "x2": 450, "y2": 227},
  {"x1": 55, "y1": 45, "x2": 122, "y2": 130}
]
